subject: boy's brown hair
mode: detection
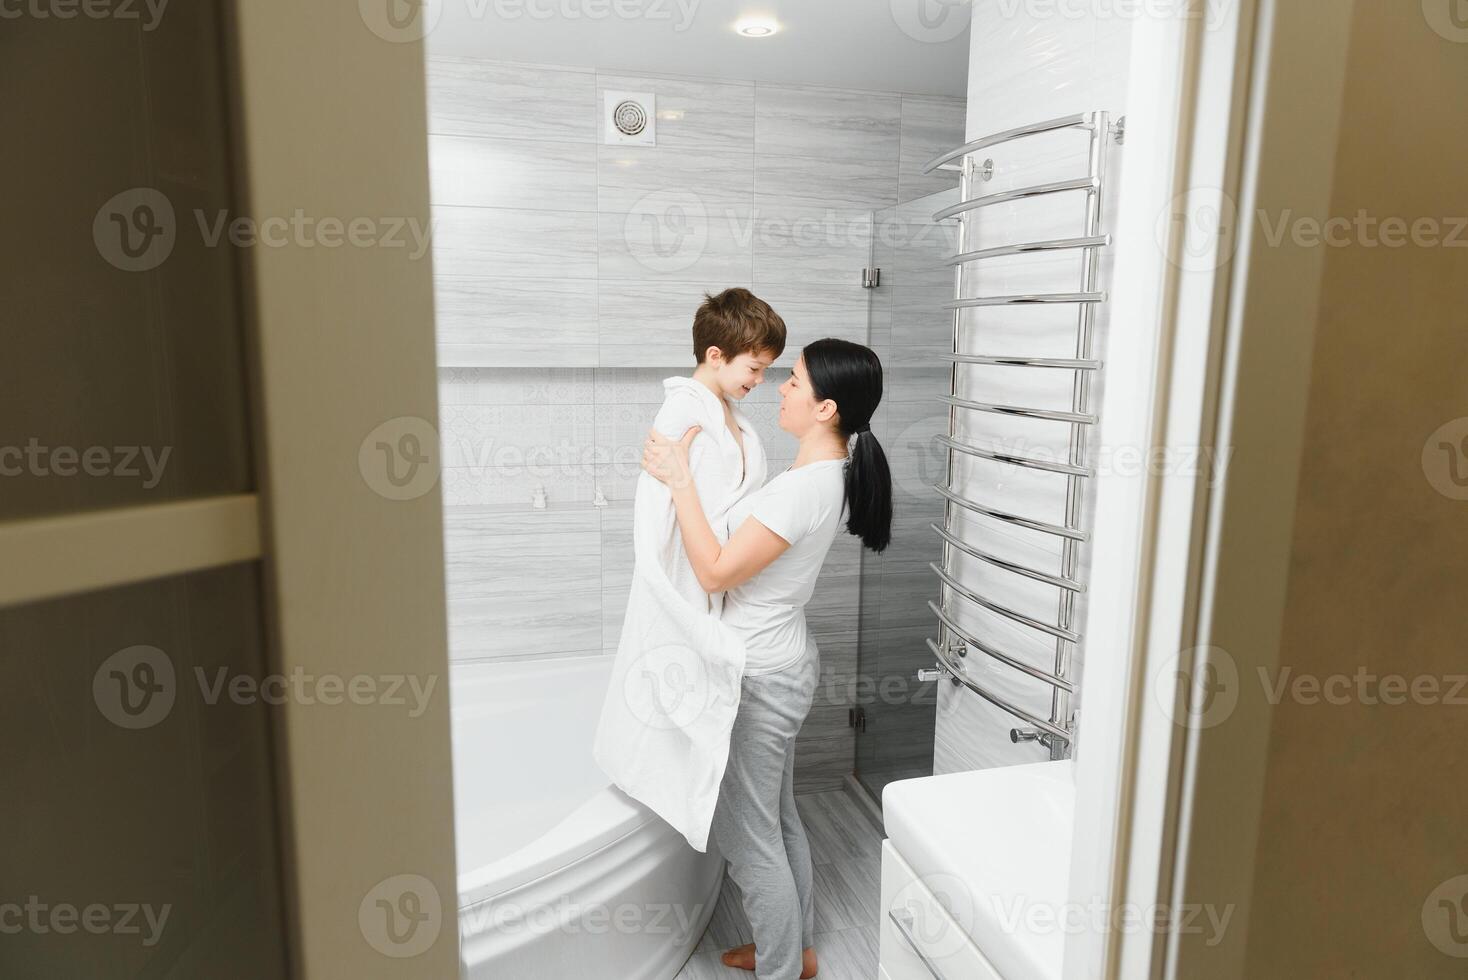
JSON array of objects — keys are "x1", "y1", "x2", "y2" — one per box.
[{"x1": 692, "y1": 288, "x2": 787, "y2": 364}]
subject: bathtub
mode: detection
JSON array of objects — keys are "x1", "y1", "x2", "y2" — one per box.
[{"x1": 452, "y1": 656, "x2": 723, "y2": 980}]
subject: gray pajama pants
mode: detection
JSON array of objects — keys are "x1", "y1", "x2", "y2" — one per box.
[{"x1": 708, "y1": 654, "x2": 820, "y2": 980}]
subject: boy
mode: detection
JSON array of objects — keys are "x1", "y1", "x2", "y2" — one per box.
[
  {"x1": 651, "y1": 288, "x2": 786, "y2": 613},
  {"x1": 593, "y1": 287, "x2": 786, "y2": 853}
]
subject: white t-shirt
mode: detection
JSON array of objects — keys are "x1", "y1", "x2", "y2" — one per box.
[{"x1": 720, "y1": 458, "x2": 848, "y2": 675}]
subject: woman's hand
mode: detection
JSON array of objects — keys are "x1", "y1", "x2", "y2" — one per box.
[{"x1": 642, "y1": 426, "x2": 700, "y2": 489}]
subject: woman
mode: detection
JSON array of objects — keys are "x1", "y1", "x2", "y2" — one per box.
[{"x1": 641, "y1": 338, "x2": 893, "y2": 980}]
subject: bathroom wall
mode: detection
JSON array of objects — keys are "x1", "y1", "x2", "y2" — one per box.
[
  {"x1": 932, "y1": 3, "x2": 1132, "y2": 774},
  {"x1": 428, "y1": 57, "x2": 964, "y2": 791}
]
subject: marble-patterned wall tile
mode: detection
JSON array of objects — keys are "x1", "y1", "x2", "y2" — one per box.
[
  {"x1": 811, "y1": 630, "x2": 860, "y2": 707},
  {"x1": 596, "y1": 144, "x2": 754, "y2": 214},
  {"x1": 597, "y1": 206, "x2": 754, "y2": 284},
  {"x1": 754, "y1": 154, "x2": 899, "y2": 213},
  {"x1": 599, "y1": 503, "x2": 635, "y2": 655},
  {"x1": 754, "y1": 84, "x2": 902, "y2": 172},
  {"x1": 427, "y1": 58, "x2": 596, "y2": 143},
  {"x1": 897, "y1": 96, "x2": 967, "y2": 202},
  {"x1": 435, "y1": 278, "x2": 598, "y2": 367},
  {"x1": 429, "y1": 134, "x2": 597, "y2": 212},
  {"x1": 443, "y1": 507, "x2": 602, "y2": 660},
  {"x1": 751, "y1": 207, "x2": 872, "y2": 286},
  {"x1": 432, "y1": 205, "x2": 598, "y2": 279},
  {"x1": 747, "y1": 283, "x2": 870, "y2": 353},
  {"x1": 806, "y1": 534, "x2": 862, "y2": 635},
  {"x1": 439, "y1": 367, "x2": 596, "y2": 405}
]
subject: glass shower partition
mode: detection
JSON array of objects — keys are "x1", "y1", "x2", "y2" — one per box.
[{"x1": 853, "y1": 186, "x2": 962, "y2": 800}]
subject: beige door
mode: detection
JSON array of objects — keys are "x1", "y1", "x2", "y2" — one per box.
[{"x1": 2, "y1": 2, "x2": 457, "y2": 977}]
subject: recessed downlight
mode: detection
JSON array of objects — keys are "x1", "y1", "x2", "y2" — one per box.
[{"x1": 735, "y1": 18, "x2": 779, "y2": 37}]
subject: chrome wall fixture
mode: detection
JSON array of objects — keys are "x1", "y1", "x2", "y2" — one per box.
[{"x1": 922, "y1": 111, "x2": 1123, "y2": 761}]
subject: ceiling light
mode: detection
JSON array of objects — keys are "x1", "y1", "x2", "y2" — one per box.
[{"x1": 735, "y1": 18, "x2": 778, "y2": 37}]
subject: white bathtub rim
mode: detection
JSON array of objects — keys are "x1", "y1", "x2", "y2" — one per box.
[{"x1": 458, "y1": 784, "x2": 669, "y2": 910}]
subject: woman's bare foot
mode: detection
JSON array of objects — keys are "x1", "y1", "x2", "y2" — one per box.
[{"x1": 720, "y1": 943, "x2": 818, "y2": 978}]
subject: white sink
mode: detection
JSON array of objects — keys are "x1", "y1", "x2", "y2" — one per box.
[{"x1": 882, "y1": 761, "x2": 1075, "y2": 980}]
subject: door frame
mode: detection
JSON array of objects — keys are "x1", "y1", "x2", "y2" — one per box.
[
  {"x1": 1062, "y1": 1, "x2": 1356, "y2": 977},
  {"x1": 226, "y1": 1, "x2": 459, "y2": 976}
]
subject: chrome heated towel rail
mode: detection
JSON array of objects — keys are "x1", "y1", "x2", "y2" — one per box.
[{"x1": 922, "y1": 110, "x2": 1123, "y2": 760}]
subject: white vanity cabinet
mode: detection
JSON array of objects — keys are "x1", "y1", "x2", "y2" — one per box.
[{"x1": 877, "y1": 762, "x2": 1075, "y2": 980}]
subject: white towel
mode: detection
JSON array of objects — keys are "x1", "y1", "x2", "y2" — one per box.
[{"x1": 593, "y1": 378, "x2": 765, "y2": 852}]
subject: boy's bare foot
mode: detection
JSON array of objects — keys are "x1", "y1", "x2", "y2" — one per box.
[{"x1": 720, "y1": 943, "x2": 818, "y2": 977}]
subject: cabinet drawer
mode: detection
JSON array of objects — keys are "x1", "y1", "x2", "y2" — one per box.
[{"x1": 879, "y1": 840, "x2": 1005, "y2": 980}]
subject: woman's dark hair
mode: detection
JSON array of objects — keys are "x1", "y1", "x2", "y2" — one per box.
[{"x1": 803, "y1": 338, "x2": 893, "y2": 553}]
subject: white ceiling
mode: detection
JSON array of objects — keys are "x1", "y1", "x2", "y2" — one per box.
[{"x1": 425, "y1": 0, "x2": 971, "y2": 97}]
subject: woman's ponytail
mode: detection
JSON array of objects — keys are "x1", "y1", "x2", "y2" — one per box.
[{"x1": 802, "y1": 339, "x2": 894, "y2": 553}]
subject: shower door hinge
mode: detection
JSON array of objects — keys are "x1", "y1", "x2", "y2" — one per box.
[
  {"x1": 849, "y1": 706, "x2": 867, "y2": 732},
  {"x1": 861, "y1": 267, "x2": 881, "y2": 289}
]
